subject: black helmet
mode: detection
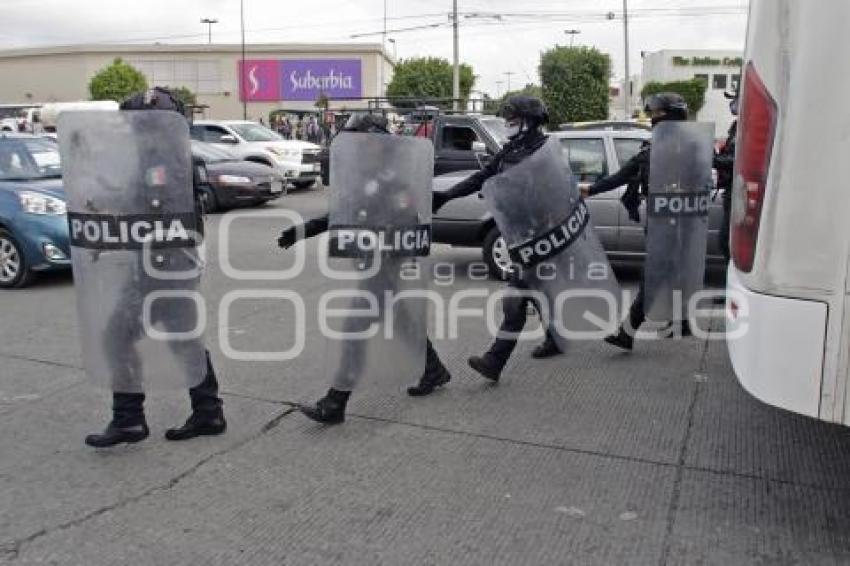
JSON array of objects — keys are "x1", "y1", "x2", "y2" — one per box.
[
  {"x1": 643, "y1": 92, "x2": 688, "y2": 121},
  {"x1": 499, "y1": 95, "x2": 549, "y2": 127},
  {"x1": 120, "y1": 87, "x2": 187, "y2": 117},
  {"x1": 342, "y1": 112, "x2": 389, "y2": 133}
]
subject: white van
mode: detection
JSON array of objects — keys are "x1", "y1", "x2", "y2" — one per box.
[
  {"x1": 39, "y1": 101, "x2": 119, "y2": 133},
  {"x1": 726, "y1": 0, "x2": 850, "y2": 426}
]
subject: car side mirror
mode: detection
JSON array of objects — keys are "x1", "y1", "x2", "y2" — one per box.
[
  {"x1": 471, "y1": 141, "x2": 487, "y2": 153},
  {"x1": 219, "y1": 134, "x2": 238, "y2": 144}
]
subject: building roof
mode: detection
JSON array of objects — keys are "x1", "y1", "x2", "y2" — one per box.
[{"x1": 0, "y1": 42, "x2": 388, "y2": 60}]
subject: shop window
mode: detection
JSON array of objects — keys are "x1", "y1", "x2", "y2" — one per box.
[{"x1": 712, "y1": 74, "x2": 728, "y2": 90}]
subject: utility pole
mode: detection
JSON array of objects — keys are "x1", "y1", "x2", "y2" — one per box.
[
  {"x1": 452, "y1": 0, "x2": 460, "y2": 110},
  {"x1": 564, "y1": 29, "x2": 580, "y2": 47},
  {"x1": 200, "y1": 18, "x2": 218, "y2": 44},
  {"x1": 240, "y1": 0, "x2": 247, "y2": 120},
  {"x1": 381, "y1": 0, "x2": 387, "y2": 98},
  {"x1": 503, "y1": 71, "x2": 514, "y2": 93},
  {"x1": 623, "y1": 0, "x2": 631, "y2": 119}
]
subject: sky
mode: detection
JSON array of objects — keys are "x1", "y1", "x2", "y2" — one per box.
[{"x1": 0, "y1": 0, "x2": 749, "y2": 96}]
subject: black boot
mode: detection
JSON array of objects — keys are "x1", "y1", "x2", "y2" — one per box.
[
  {"x1": 532, "y1": 333, "x2": 562, "y2": 359},
  {"x1": 408, "y1": 340, "x2": 452, "y2": 396},
  {"x1": 300, "y1": 389, "x2": 349, "y2": 424},
  {"x1": 604, "y1": 326, "x2": 634, "y2": 351},
  {"x1": 408, "y1": 366, "x2": 451, "y2": 397},
  {"x1": 165, "y1": 408, "x2": 227, "y2": 441},
  {"x1": 85, "y1": 420, "x2": 150, "y2": 448},
  {"x1": 86, "y1": 392, "x2": 149, "y2": 448},
  {"x1": 468, "y1": 354, "x2": 504, "y2": 382}
]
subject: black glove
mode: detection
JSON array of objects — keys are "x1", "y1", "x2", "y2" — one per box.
[
  {"x1": 620, "y1": 190, "x2": 642, "y2": 223},
  {"x1": 432, "y1": 192, "x2": 450, "y2": 214},
  {"x1": 278, "y1": 226, "x2": 298, "y2": 249}
]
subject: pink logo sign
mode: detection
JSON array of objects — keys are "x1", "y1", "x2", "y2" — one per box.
[{"x1": 239, "y1": 60, "x2": 281, "y2": 101}]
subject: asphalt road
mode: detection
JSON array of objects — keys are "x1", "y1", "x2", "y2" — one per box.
[{"x1": 0, "y1": 188, "x2": 848, "y2": 565}]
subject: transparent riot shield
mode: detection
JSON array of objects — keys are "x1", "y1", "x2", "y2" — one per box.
[
  {"x1": 482, "y1": 137, "x2": 621, "y2": 349},
  {"x1": 58, "y1": 110, "x2": 206, "y2": 393},
  {"x1": 644, "y1": 121, "x2": 715, "y2": 322},
  {"x1": 323, "y1": 132, "x2": 433, "y2": 391}
]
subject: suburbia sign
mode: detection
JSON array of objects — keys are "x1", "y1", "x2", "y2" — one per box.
[{"x1": 239, "y1": 59, "x2": 362, "y2": 102}]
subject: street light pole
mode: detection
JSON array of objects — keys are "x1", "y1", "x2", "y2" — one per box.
[
  {"x1": 623, "y1": 0, "x2": 631, "y2": 119},
  {"x1": 388, "y1": 38, "x2": 397, "y2": 61},
  {"x1": 381, "y1": 0, "x2": 387, "y2": 99},
  {"x1": 200, "y1": 18, "x2": 218, "y2": 44},
  {"x1": 452, "y1": 0, "x2": 460, "y2": 110},
  {"x1": 240, "y1": 0, "x2": 246, "y2": 120}
]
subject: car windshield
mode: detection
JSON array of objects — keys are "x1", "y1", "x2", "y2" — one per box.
[
  {"x1": 229, "y1": 122, "x2": 282, "y2": 142},
  {"x1": 0, "y1": 138, "x2": 61, "y2": 180},
  {"x1": 192, "y1": 141, "x2": 235, "y2": 164},
  {"x1": 481, "y1": 117, "x2": 509, "y2": 146}
]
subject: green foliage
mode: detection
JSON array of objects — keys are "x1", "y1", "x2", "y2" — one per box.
[
  {"x1": 539, "y1": 46, "x2": 611, "y2": 126},
  {"x1": 387, "y1": 57, "x2": 475, "y2": 109},
  {"x1": 640, "y1": 79, "x2": 707, "y2": 117},
  {"x1": 164, "y1": 86, "x2": 197, "y2": 108},
  {"x1": 88, "y1": 58, "x2": 148, "y2": 102}
]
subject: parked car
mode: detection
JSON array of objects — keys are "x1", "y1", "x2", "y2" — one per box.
[
  {"x1": 559, "y1": 120, "x2": 652, "y2": 132},
  {"x1": 433, "y1": 128, "x2": 727, "y2": 279},
  {"x1": 726, "y1": 0, "x2": 850, "y2": 426},
  {"x1": 320, "y1": 111, "x2": 508, "y2": 186},
  {"x1": 191, "y1": 141, "x2": 284, "y2": 213},
  {"x1": 190, "y1": 120, "x2": 321, "y2": 189},
  {"x1": 0, "y1": 134, "x2": 69, "y2": 288}
]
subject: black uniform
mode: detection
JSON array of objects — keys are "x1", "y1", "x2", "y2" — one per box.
[
  {"x1": 86, "y1": 88, "x2": 225, "y2": 447},
  {"x1": 588, "y1": 143, "x2": 653, "y2": 334},
  {"x1": 714, "y1": 120, "x2": 737, "y2": 262},
  {"x1": 438, "y1": 128, "x2": 563, "y2": 371}
]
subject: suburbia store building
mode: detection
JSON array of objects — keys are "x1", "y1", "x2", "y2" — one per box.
[{"x1": 0, "y1": 43, "x2": 393, "y2": 120}]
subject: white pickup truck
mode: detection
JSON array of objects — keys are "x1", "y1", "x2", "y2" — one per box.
[
  {"x1": 190, "y1": 120, "x2": 321, "y2": 189},
  {"x1": 726, "y1": 0, "x2": 850, "y2": 426}
]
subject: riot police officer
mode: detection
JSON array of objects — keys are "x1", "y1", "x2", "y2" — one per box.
[
  {"x1": 81, "y1": 88, "x2": 226, "y2": 447},
  {"x1": 279, "y1": 113, "x2": 452, "y2": 424},
  {"x1": 715, "y1": 92, "x2": 738, "y2": 263},
  {"x1": 433, "y1": 96, "x2": 564, "y2": 382},
  {"x1": 586, "y1": 92, "x2": 691, "y2": 350}
]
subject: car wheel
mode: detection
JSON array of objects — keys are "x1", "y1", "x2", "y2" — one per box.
[
  {"x1": 482, "y1": 227, "x2": 512, "y2": 281},
  {"x1": 200, "y1": 187, "x2": 219, "y2": 214},
  {"x1": 292, "y1": 179, "x2": 316, "y2": 190},
  {"x1": 0, "y1": 230, "x2": 35, "y2": 289}
]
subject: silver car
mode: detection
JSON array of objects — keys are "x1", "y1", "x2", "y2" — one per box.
[{"x1": 432, "y1": 128, "x2": 726, "y2": 279}]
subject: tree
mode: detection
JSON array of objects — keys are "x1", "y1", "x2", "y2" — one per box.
[
  {"x1": 387, "y1": 57, "x2": 475, "y2": 109},
  {"x1": 164, "y1": 86, "x2": 197, "y2": 108},
  {"x1": 539, "y1": 46, "x2": 611, "y2": 126},
  {"x1": 640, "y1": 79, "x2": 707, "y2": 117},
  {"x1": 88, "y1": 58, "x2": 148, "y2": 102}
]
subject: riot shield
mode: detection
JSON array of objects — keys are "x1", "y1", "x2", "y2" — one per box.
[
  {"x1": 644, "y1": 121, "x2": 715, "y2": 322},
  {"x1": 323, "y1": 132, "x2": 433, "y2": 391},
  {"x1": 58, "y1": 110, "x2": 206, "y2": 393},
  {"x1": 482, "y1": 137, "x2": 621, "y2": 349}
]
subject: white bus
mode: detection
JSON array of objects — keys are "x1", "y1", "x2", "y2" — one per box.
[{"x1": 726, "y1": 0, "x2": 850, "y2": 426}]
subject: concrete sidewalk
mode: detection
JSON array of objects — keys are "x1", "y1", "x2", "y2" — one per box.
[{"x1": 1, "y1": 193, "x2": 849, "y2": 565}]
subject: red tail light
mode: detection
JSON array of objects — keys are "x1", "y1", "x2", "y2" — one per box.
[{"x1": 731, "y1": 62, "x2": 778, "y2": 272}]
